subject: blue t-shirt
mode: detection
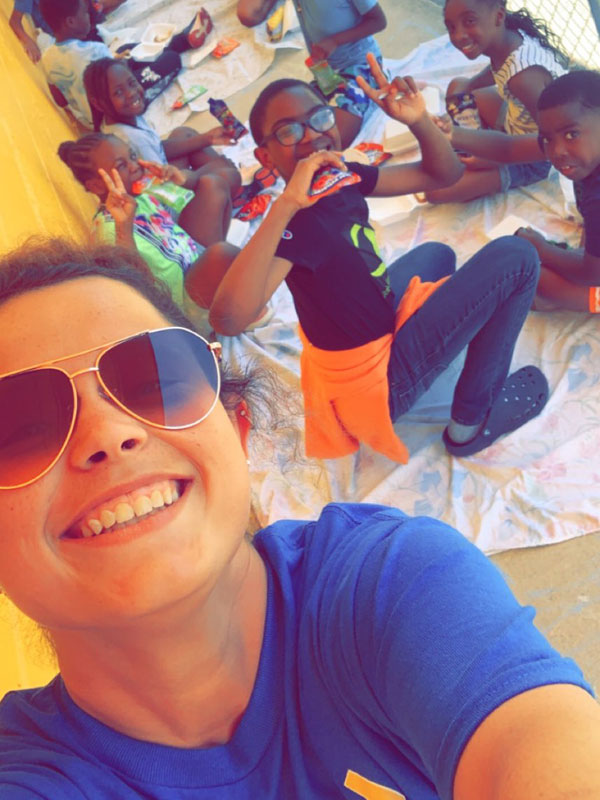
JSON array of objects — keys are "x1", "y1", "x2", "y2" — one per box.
[
  {"x1": 574, "y1": 165, "x2": 600, "y2": 258},
  {"x1": 292, "y1": 0, "x2": 382, "y2": 71},
  {"x1": 0, "y1": 503, "x2": 592, "y2": 799},
  {"x1": 13, "y1": 0, "x2": 51, "y2": 33}
]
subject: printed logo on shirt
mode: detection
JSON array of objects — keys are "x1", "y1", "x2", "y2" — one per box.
[
  {"x1": 282, "y1": 229, "x2": 293, "y2": 240},
  {"x1": 344, "y1": 769, "x2": 407, "y2": 799},
  {"x1": 345, "y1": 223, "x2": 391, "y2": 298}
]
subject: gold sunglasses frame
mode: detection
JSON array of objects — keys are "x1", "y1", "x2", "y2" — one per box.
[{"x1": 0, "y1": 326, "x2": 222, "y2": 490}]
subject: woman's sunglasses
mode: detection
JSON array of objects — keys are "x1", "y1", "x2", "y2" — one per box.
[
  {"x1": 260, "y1": 105, "x2": 336, "y2": 146},
  {"x1": 0, "y1": 327, "x2": 221, "y2": 490}
]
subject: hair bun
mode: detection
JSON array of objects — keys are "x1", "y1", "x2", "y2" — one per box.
[{"x1": 57, "y1": 141, "x2": 75, "y2": 164}]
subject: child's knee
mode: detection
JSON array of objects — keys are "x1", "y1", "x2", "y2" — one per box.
[
  {"x1": 445, "y1": 77, "x2": 470, "y2": 101},
  {"x1": 168, "y1": 126, "x2": 196, "y2": 143}
]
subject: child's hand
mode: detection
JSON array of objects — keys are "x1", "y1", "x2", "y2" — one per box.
[
  {"x1": 356, "y1": 54, "x2": 426, "y2": 126},
  {"x1": 432, "y1": 113, "x2": 453, "y2": 140},
  {"x1": 205, "y1": 126, "x2": 236, "y2": 147},
  {"x1": 516, "y1": 226, "x2": 547, "y2": 252},
  {"x1": 138, "y1": 159, "x2": 186, "y2": 186},
  {"x1": 23, "y1": 37, "x2": 42, "y2": 63},
  {"x1": 311, "y1": 37, "x2": 337, "y2": 61},
  {"x1": 99, "y1": 168, "x2": 137, "y2": 226},
  {"x1": 281, "y1": 150, "x2": 346, "y2": 211}
]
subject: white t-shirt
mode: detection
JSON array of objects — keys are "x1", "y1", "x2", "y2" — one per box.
[
  {"x1": 492, "y1": 35, "x2": 566, "y2": 136},
  {"x1": 102, "y1": 115, "x2": 167, "y2": 164},
  {"x1": 42, "y1": 39, "x2": 112, "y2": 128}
]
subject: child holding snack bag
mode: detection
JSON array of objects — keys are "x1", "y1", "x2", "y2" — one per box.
[
  {"x1": 237, "y1": 0, "x2": 388, "y2": 148},
  {"x1": 425, "y1": 0, "x2": 567, "y2": 203},
  {"x1": 209, "y1": 56, "x2": 549, "y2": 462},
  {"x1": 57, "y1": 133, "x2": 252, "y2": 326}
]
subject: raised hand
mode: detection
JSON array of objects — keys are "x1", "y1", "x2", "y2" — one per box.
[
  {"x1": 98, "y1": 168, "x2": 137, "y2": 226},
  {"x1": 138, "y1": 159, "x2": 186, "y2": 186},
  {"x1": 281, "y1": 150, "x2": 346, "y2": 210},
  {"x1": 356, "y1": 53, "x2": 426, "y2": 127}
]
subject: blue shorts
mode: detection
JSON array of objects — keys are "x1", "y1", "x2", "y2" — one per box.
[
  {"x1": 327, "y1": 60, "x2": 383, "y2": 119},
  {"x1": 498, "y1": 160, "x2": 551, "y2": 191}
]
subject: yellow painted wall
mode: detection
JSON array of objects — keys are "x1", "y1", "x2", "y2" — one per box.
[{"x1": 1, "y1": 1, "x2": 97, "y2": 698}]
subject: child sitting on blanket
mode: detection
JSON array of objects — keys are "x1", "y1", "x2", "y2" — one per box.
[
  {"x1": 9, "y1": 0, "x2": 124, "y2": 63},
  {"x1": 207, "y1": 56, "x2": 549, "y2": 462},
  {"x1": 237, "y1": 0, "x2": 387, "y2": 149},
  {"x1": 58, "y1": 133, "x2": 246, "y2": 318},
  {"x1": 514, "y1": 71, "x2": 600, "y2": 312},
  {"x1": 84, "y1": 58, "x2": 239, "y2": 194},
  {"x1": 425, "y1": 0, "x2": 567, "y2": 204},
  {"x1": 39, "y1": 0, "x2": 211, "y2": 129}
]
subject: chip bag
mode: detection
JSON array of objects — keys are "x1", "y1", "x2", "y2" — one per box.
[{"x1": 308, "y1": 165, "x2": 361, "y2": 199}]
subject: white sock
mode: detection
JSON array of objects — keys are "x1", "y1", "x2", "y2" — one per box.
[{"x1": 447, "y1": 419, "x2": 482, "y2": 444}]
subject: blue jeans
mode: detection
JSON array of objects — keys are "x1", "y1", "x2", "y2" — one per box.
[{"x1": 387, "y1": 236, "x2": 540, "y2": 425}]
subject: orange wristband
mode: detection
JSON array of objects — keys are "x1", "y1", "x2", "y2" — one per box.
[{"x1": 589, "y1": 286, "x2": 600, "y2": 313}]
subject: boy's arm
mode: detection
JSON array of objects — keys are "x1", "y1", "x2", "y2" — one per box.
[
  {"x1": 9, "y1": 8, "x2": 41, "y2": 63},
  {"x1": 311, "y1": 3, "x2": 387, "y2": 61},
  {"x1": 517, "y1": 227, "x2": 600, "y2": 285},
  {"x1": 357, "y1": 60, "x2": 463, "y2": 196},
  {"x1": 451, "y1": 126, "x2": 542, "y2": 163},
  {"x1": 454, "y1": 684, "x2": 600, "y2": 800},
  {"x1": 210, "y1": 150, "x2": 343, "y2": 335}
]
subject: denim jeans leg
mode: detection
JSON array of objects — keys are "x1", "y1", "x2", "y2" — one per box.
[
  {"x1": 387, "y1": 236, "x2": 540, "y2": 423},
  {"x1": 386, "y1": 242, "x2": 456, "y2": 307}
]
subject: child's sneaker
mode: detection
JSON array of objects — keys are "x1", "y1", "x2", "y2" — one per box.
[{"x1": 186, "y1": 8, "x2": 213, "y2": 49}]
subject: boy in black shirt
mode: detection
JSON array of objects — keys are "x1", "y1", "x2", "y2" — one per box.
[{"x1": 208, "y1": 58, "x2": 548, "y2": 460}]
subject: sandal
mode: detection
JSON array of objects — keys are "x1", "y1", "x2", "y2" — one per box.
[{"x1": 443, "y1": 365, "x2": 549, "y2": 457}]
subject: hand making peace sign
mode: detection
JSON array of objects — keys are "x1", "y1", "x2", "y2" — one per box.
[
  {"x1": 98, "y1": 168, "x2": 137, "y2": 226},
  {"x1": 356, "y1": 53, "x2": 427, "y2": 127}
]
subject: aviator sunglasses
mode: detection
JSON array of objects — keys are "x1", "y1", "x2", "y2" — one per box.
[
  {"x1": 260, "y1": 105, "x2": 336, "y2": 146},
  {"x1": 0, "y1": 327, "x2": 221, "y2": 490}
]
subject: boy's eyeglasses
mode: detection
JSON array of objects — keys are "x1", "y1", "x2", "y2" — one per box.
[
  {"x1": 260, "y1": 105, "x2": 336, "y2": 146},
  {"x1": 0, "y1": 327, "x2": 221, "y2": 490}
]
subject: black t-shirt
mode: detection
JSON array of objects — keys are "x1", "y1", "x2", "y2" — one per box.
[
  {"x1": 574, "y1": 165, "x2": 600, "y2": 258},
  {"x1": 275, "y1": 162, "x2": 396, "y2": 350}
]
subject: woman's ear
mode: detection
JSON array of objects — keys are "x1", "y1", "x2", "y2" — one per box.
[{"x1": 232, "y1": 400, "x2": 252, "y2": 456}]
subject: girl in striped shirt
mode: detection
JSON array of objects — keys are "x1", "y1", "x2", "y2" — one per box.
[{"x1": 426, "y1": 0, "x2": 567, "y2": 204}]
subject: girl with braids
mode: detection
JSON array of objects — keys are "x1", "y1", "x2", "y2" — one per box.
[
  {"x1": 56, "y1": 132, "x2": 262, "y2": 329},
  {"x1": 425, "y1": 0, "x2": 567, "y2": 204},
  {"x1": 84, "y1": 58, "x2": 240, "y2": 188}
]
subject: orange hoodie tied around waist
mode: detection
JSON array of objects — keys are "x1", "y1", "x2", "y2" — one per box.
[{"x1": 299, "y1": 274, "x2": 449, "y2": 462}]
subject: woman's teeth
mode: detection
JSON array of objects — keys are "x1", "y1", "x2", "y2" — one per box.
[{"x1": 78, "y1": 483, "x2": 181, "y2": 538}]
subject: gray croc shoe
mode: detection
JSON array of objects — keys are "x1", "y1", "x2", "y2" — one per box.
[{"x1": 443, "y1": 366, "x2": 549, "y2": 457}]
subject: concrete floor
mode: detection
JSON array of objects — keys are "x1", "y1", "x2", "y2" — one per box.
[{"x1": 194, "y1": 0, "x2": 600, "y2": 691}]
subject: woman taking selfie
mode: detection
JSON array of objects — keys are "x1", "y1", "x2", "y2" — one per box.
[{"x1": 0, "y1": 239, "x2": 599, "y2": 800}]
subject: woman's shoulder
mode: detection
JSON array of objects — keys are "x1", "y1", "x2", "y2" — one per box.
[{"x1": 253, "y1": 502, "x2": 477, "y2": 593}]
